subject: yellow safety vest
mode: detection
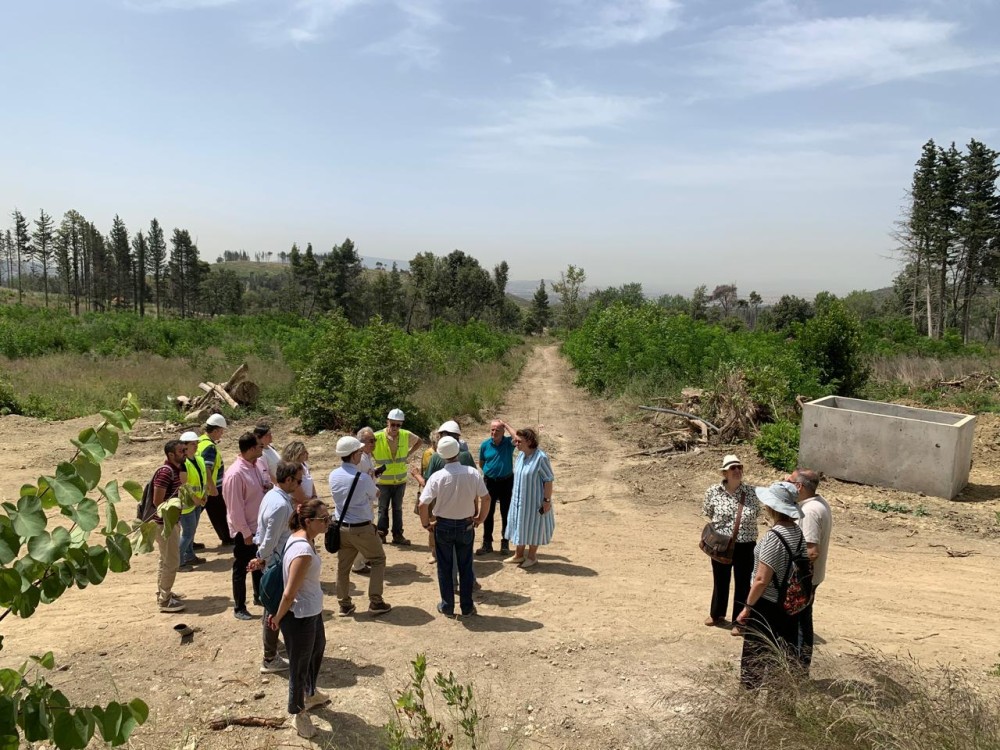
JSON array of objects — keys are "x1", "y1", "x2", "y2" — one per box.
[
  {"x1": 197, "y1": 434, "x2": 223, "y2": 488},
  {"x1": 182, "y1": 455, "x2": 208, "y2": 514},
  {"x1": 373, "y1": 429, "x2": 410, "y2": 485}
]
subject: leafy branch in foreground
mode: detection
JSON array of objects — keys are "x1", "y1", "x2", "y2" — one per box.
[{"x1": 0, "y1": 393, "x2": 183, "y2": 750}]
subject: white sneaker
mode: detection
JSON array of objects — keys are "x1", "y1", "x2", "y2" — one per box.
[
  {"x1": 260, "y1": 656, "x2": 289, "y2": 674},
  {"x1": 304, "y1": 690, "x2": 331, "y2": 710},
  {"x1": 159, "y1": 597, "x2": 185, "y2": 613},
  {"x1": 294, "y1": 712, "x2": 316, "y2": 739}
]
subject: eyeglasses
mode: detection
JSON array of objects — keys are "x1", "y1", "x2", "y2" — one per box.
[
  {"x1": 311, "y1": 515, "x2": 330, "y2": 524},
  {"x1": 388, "y1": 422, "x2": 403, "y2": 428}
]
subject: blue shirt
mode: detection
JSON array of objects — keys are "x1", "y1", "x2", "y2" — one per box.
[
  {"x1": 254, "y1": 487, "x2": 294, "y2": 561},
  {"x1": 479, "y1": 435, "x2": 514, "y2": 479},
  {"x1": 329, "y1": 463, "x2": 377, "y2": 525}
]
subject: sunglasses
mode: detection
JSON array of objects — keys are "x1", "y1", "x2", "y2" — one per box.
[
  {"x1": 388, "y1": 422, "x2": 403, "y2": 428},
  {"x1": 311, "y1": 515, "x2": 330, "y2": 523}
]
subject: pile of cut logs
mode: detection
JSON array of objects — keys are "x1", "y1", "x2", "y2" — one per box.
[{"x1": 176, "y1": 363, "x2": 260, "y2": 422}]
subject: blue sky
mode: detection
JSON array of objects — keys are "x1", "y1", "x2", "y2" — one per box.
[{"x1": 2, "y1": 0, "x2": 998, "y2": 298}]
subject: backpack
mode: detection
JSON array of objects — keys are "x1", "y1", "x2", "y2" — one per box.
[
  {"x1": 136, "y1": 481, "x2": 156, "y2": 522},
  {"x1": 259, "y1": 538, "x2": 311, "y2": 616},
  {"x1": 772, "y1": 529, "x2": 814, "y2": 616}
]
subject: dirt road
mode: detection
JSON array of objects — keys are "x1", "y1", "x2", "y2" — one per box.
[{"x1": 2, "y1": 344, "x2": 999, "y2": 749}]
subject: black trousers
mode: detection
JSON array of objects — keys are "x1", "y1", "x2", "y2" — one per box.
[
  {"x1": 279, "y1": 612, "x2": 325, "y2": 714},
  {"x1": 710, "y1": 541, "x2": 756, "y2": 621},
  {"x1": 797, "y1": 585, "x2": 818, "y2": 672},
  {"x1": 740, "y1": 597, "x2": 798, "y2": 690},
  {"x1": 204, "y1": 490, "x2": 232, "y2": 545},
  {"x1": 232, "y1": 533, "x2": 262, "y2": 612},
  {"x1": 482, "y1": 475, "x2": 514, "y2": 545}
]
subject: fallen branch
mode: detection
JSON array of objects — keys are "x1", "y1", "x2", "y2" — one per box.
[
  {"x1": 222, "y1": 363, "x2": 249, "y2": 391},
  {"x1": 638, "y1": 406, "x2": 720, "y2": 433},
  {"x1": 208, "y1": 717, "x2": 286, "y2": 731},
  {"x1": 128, "y1": 435, "x2": 169, "y2": 443},
  {"x1": 209, "y1": 382, "x2": 240, "y2": 409}
]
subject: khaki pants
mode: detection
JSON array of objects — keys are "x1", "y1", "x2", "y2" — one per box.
[
  {"x1": 336, "y1": 524, "x2": 386, "y2": 606},
  {"x1": 155, "y1": 524, "x2": 180, "y2": 606}
]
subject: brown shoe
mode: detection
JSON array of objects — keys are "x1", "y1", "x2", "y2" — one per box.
[
  {"x1": 704, "y1": 616, "x2": 723, "y2": 627},
  {"x1": 731, "y1": 625, "x2": 744, "y2": 637}
]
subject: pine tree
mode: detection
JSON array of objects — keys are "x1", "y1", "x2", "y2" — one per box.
[
  {"x1": 551, "y1": 265, "x2": 587, "y2": 329},
  {"x1": 321, "y1": 237, "x2": 365, "y2": 323},
  {"x1": 933, "y1": 142, "x2": 962, "y2": 337},
  {"x1": 132, "y1": 231, "x2": 148, "y2": 316},
  {"x1": 956, "y1": 139, "x2": 1000, "y2": 341},
  {"x1": 146, "y1": 218, "x2": 167, "y2": 317},
  {"x1": 907, "y1": 140, "x2": 938, "y2": 335},
  {"x1": 108, "y1": 215, "x2": 132, "y2": 309},
  {"x1": 57, "y1": 210, "x2": 84, "y2": 314},
  {"x1": 0, "y1": 230, "x2": 8, "y2": 287},
  {"x1": 169, "y1": 228, "x2": 199, "y2": 317},
  {"x1": 31, "y1": 209, "x2": 55, "y2": 307},
  {"x1": 85, "y1": 221, "x2": 112, "y2": 311},
  {"x1": 11, "y1": 209, "x2": 30, "y2": 303},
  {"x1": 526, "y1": 278, "x2": 551, "y2": 333},
  {"x1": 300, "y1": 243, "x2": 320, "y2": 317}
]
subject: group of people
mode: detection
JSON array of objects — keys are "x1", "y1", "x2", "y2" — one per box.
[
  {"x1": 702, "y1": 454, "x2": 833, "y2": 688},
  {"x1": 146, "y1": 409, "x2": 557, "y2": 738}
]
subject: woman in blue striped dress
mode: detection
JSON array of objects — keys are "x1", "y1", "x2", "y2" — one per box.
[{"x1": 504, "y1": 428, "x2": 554, "y2": 569}]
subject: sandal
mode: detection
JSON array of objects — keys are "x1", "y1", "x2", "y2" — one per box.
[{"x1": 704, "y1": 616, "x2": 723, "y2": 627}]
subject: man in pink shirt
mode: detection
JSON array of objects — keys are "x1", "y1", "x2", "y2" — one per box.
[{"x1": 222, "y1": 431, "x2": 268, "y2": 620}]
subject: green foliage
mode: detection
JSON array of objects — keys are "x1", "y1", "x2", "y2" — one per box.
[
  {"x1": 0, "y1": 375, "x2": 19, "y2": 416},
  {"x1": 867, "y1": 500, "x2": 914, "y2": 514},
  {"x1": 754, "y1": 421, "x2": 800, "y2": 472},
  {"x1": 794, "y1": 298, "x2": 871, "y2": 396},
  {"x1": 386, "y1": 653, "x2": 484, "y2": 750},
  {"x1": 0, "y1": 393, "x2": 168, "y2": 749},
  {"x1": 292, "y1": 315, "x2": 520, "y2": 435},
  {"x1": 914, "y1": 504, "x2": 930, "y2": 517}
]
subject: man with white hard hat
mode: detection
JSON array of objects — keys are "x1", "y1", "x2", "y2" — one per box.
[
  {"x1": 197, "y1": 413, "x2": 232, "y2": 546},
  {"x1": 372, "y1": 408, "x2": 423, "y2": 545},
  {"x1": 330, "y1": 436, "x2": 391, "y2": 617},
  {"x1": 178, "y1": 431, "x2": 209, "y2": 569},
  {"x1": 422, "y1": 420, "x2": 477, "y2": 478},
  {"x1": 418, "y1": 436, "x2": 490, "y2": 618}
]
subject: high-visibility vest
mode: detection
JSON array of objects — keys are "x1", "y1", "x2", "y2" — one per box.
[
  {"x1": 182, "y1": 455, "x2": 208, "y2": 514},
  {"x1": 197, "y1": 434, "x2": 224, "y2": 488},
  {"x1": 373, "y1": 429, "x2": 410, "y2": 485}
]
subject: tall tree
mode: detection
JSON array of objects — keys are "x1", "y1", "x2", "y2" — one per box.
[
  {"x1": 933, "y1": 142, "x2": 962, "y2": 337},
  {"x1": 11, "y1": 209, "x2": 30, "y2": 303},
  {"x1": 906, "y1": 140, "x2": 938, "y2": 336},
  {"x1": 525, "y1": 278, "x2": 551, "y2": 333},
  {"x1": 320, "y1": 238, "x2": 365, "y2": 322},
  {"x1": 85, "y1": 221, "x2": 112, "y2": 311},
  {"x1": 955, "y1": 139, "x2": 1000, "y2": 341},
  {"x1": 169, "y1": 228, "x2": 201, "y2": 317},
  {"x1": 1, "y1": 229, "x2": 11, "y2": 287},
  {"x1": 146, "y1": 218, "x2": 167, "y2": 316},
  {"x1": 131, "y1": 230, "x2": 148, "y2": 316},
  {"x1": 550, "y1": 265, "x2": 587, "y2": 330},
  {"x1": 57, "y1": 210, "x2": 84, "y2": 314},
  {"x1": 108, "y1": 215, "x2": 132, "y2": 309},
  {"x1": 31, "y1": 209, "x2": 55, "y2": 307}
]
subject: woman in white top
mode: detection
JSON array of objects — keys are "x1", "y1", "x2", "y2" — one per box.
[
  {"x1": 282, "y1": 441, "x2": 318, "y2": 506},
  {"x1": 268, "y1": 499, "x2": 330, "y2": 738}
]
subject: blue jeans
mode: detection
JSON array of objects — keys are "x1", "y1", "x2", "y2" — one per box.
[
  {"x1": 178, "y1": 506, "x2": 203, "y2": 564},
  {"x1": 434, "y1": 517, "x2": 475, "y2": 615}
]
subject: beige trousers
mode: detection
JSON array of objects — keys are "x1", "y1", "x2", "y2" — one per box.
[
  {"x1": 155, "y1": 524, "x2": 180, "y2": 606},
  {"x1": 336, "y1": 524, "x2": 386, "y2": 606}
]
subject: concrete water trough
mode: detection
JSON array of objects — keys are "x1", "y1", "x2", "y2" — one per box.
[{"x1": 798, "y1": 396, "x2": 976, "y2": 500}]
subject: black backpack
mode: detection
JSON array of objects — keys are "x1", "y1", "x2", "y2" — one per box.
[
  {"x1": 260, "y1": 538, "x2": 311, "y2": 616},
  {"x1": 136, "y1": 481, "x2": 156, "y2": 522},
  {"x1": 772, "y1": 530, "x2": 815, "y2": 616}
]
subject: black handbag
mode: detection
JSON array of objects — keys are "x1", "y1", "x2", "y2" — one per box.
[
  {"x1": 699, "y1": 495, "x2": 744, "y2": 565},
  {"x1": 324, "y1": 472, "x2": 361, "y2": 553}
]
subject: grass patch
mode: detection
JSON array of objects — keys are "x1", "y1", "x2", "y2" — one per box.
[
  {"x1": 2, "y1": 352, "x2": 294, "y2": 420},
  {"x1": 413, "y1": 345, "x2": 529, "y2": 427},
  {"x1": 685, "y1": 649, "x2": 1000, "y2": 750}
]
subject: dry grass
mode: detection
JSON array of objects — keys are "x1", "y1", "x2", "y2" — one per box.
[
  {"x1": 673, "y1": 648, "x2": 1000, "y2": 750},
  {"x1": 2, "y1": 352, "x2": 294, "y2": 419},
  {"x1": 872, "y1": 355, "x2": 1000, "y2": 386}
]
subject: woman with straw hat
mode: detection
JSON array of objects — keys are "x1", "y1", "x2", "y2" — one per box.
[{"x1": 736, "y1": 481, "x2": 805, "y2": 690}]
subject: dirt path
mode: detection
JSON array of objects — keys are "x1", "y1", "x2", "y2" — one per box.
[{"x1": 2, "y1": 345, "x2": 999, "y2": 750}]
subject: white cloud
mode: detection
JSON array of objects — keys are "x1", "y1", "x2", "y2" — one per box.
[
  {"x1": 695, "y1": 16, "x2": 999, "y2": 93},
  {"x1": 552, "y1": 0, "x2": 681, "y2": 49},
  {"x1": 455, "y1": 76, "x2": 655, "y2": 171},
  {"x1": 253, "y1": 0, "x2": 371, "y2": 46},
  {"x1": 365, "y1": 0, "x2": 447, "y2": 69}
]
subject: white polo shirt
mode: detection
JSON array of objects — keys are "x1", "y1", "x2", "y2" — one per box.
[
  {"x1": 419, "y1": 463, "x2": 488, "y2": 520},
  {"x1": 798, "y1": 494, "x2": 832, "y2": 585}
]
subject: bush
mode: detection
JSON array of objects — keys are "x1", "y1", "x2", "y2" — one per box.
[
  {"x1": 0, "y1": 374, "x2": 21, "y2": 415},
  {"x1": 794, "y1": 299, "x2": 871, "y2": 396},
  {"x1": 755, "y1": 420, "x2": 800, "y2": 472}
]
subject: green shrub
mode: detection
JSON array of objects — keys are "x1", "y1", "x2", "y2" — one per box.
[
  {"x1": 0, "y1": 374, "x2": 21, "y2": 415},
  {"x1": 794, "y1": 299, "x2": 870, "y2": 396},
  {"x1": 755, "y1": 420, "x2": 800, "y2": 472}
]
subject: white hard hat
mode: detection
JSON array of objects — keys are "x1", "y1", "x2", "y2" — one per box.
[
  {"x1": 336, "y1": 436, "x2": 364, "y2": 457},
  {"x1": 437, "y1": 436, "x2": 460, "y2": 460},
  {"x1": 180, "y1": 431, "x2": 200, "y2": 442},
  {"x1": 387, "y1": 408, "x2": 405, "y2": 422},
  {"x1": 437, "y1": 420, "x2": 461, "y2": 436},
  {"x1": 207, "y1": 414, "x2": 228, "y2": 429}
]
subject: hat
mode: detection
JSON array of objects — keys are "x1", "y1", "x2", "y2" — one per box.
[
  {"x1": 754, "y1": 481, "x2": 803, "y2": 519},
  {"x1": 437, "y1": 436, "x2": 460, "y2": 460},
  {"x1": 437, "y1": 420, "x2": 461, "y2": 436},
  {"x1": 207, "y1": 414, "x2": 228, "y2": 429},
  {"x1": 387, "y1": 408, "x2": 405, "y2": 422},
  {"x1": 179, "y1": 431, "x2": 199, "y2": 443},
  {"x1": 336, "y1": 436, "x2": 364, "y2": 457},
  {"x1": 720, "y1": 454, "x2": 742, "y2": 470}
]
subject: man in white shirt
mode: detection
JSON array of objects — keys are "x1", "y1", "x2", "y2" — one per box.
[
  {"x1": 419, "y1": 437, "x2": 490, "y2": 618},
  {"x1": 791, "y1": 468, "x2": 832, "y2": 674},
  {"x1": 255, "y1": 423, "x2": 281, "y2": 484},
  {"x1": 329, "y1": 436, "x2": 391, "y2": 618}
]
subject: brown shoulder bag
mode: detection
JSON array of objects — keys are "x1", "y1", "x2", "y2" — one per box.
[{"x1": 699, "y1": 492, "x2": 745, "y2": 565}]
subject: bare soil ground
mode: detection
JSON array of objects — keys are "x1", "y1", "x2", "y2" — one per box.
[{"x1": 2, "y1": 345, "x2": 999, "y2": 749}]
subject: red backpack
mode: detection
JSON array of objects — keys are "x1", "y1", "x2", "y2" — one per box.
[{"x1": 772, "y1": 530, "x2": 814, "y2": 616}]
